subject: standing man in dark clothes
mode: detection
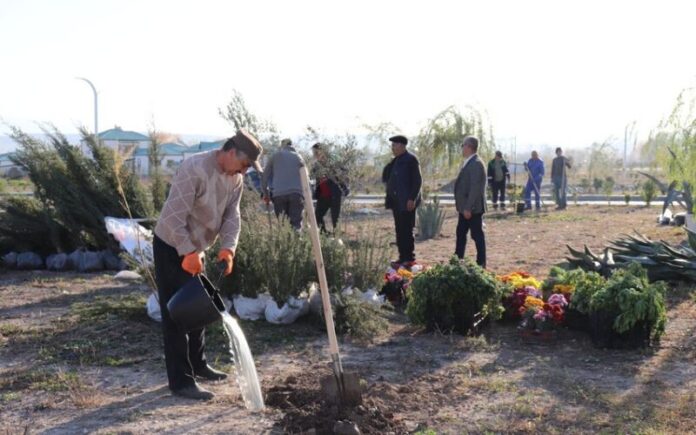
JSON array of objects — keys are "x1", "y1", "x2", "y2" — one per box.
[
  {"x1": 551, "y1": 147, "x2": 572, "y2": 210},
  {"x1": 261, "y1": 138, "x2": 305, "y2": 229},
  {"x1": 154, "y1": 130, "x2": 263, "y2": 400},
  {"x1": 454, "y1": 136, "x2": 487, "y2": 267},
  {"x1": 311, "y1": 143, "x2": 349, "y2": 234},
  {"x1": 487, "y1": 150, "x2": 510, "y2": 210},
  {"x1": 383, "y1": 135, "x2": 422, "y2": 268}
]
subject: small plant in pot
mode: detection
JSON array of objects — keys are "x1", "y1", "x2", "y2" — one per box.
[
  {"x1": 543, "y1": 266, "x2": 606, "y2": 332},
  {"x1": 406, "y1": 257, "x2": 504, "y2": 334},
  {"x1": 588, "y1": 262, "x2": 667, "y2": 349}
]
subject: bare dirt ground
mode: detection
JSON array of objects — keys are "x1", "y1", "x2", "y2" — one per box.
[{"x1": 1, "y1": 205, "x2": 695, "y2": 434}]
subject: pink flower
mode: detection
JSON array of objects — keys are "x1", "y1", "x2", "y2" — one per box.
[{"x1": 547, "y1": 293, "x2": 568, "y2": 307}]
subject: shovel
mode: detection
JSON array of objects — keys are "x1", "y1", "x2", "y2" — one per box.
[{"x1": 299, "y1": 164, "x2": 362, "y2": 407}]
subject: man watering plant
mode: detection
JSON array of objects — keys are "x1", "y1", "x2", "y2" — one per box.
[
  {"x1": 382, "y1": 135, "x2": 422, "y2": 268},
  {"x1": 153, "y1": 130, "x2": 263, "y2": 400}
]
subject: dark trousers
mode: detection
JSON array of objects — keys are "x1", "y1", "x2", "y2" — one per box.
[
  {"x1": 455, "y1": 213, "x2": 486, "y2": 268},
  {"x1": 393, "y1": 209, "x2": 416, "y2": 262},
  {"x1": 272, "y1": 193, "x2": 304, "y2": 229},
  {"x1": 315, "y1": 195, "x2": 341, "y2": 233},
  {"x1": 153, "y1": 235, "x2": 207, "y2": 391},
  {"x1": 491, "y1": 180, "x2": 506, "y2": 206}
]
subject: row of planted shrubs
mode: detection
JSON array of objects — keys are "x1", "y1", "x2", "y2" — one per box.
[
  {"x1": 403, "y1": 257, "x2": 667, "y2": 349},
  {"x1": 203, "y1": 216, "x2": 392, "y2": 306}
]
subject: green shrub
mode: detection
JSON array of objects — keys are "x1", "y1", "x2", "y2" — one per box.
[
  {"x1": 0, "y1": 196, "x2": 73, "y2": 255},
  {"x1": 345, "y1": 226, "x2": 391, "y2": 291},
  {"x1": 642, "y1": 180, "x2": 657, "y2": 206},
  {"x1": 209, "y1": 202, "x2": 385, "y2": 304},
  {"x1": 589, "y1": 263, "x2": 667, "y2": 340},
  {"x1": 2, "y1": 126, "x2": 151, "y2": 253},
  {"x1": 543, "y1": 266, "x2": 606, "y2": 314},
  {"x1": 333, "y1": 293, "x2": 389, "y2": 341},
  {"x1": 406, "y1": 257, "x2": 504, "y2": 334},
  {"x1": 623, "y1": 192, "x2": 631, "y2": 205},
  {"x1": 416, "y1": 196, "x2": 445, "y2": 240},
  {"x1": 603, "y1": 177, "x2": 615, "y2": 204}
]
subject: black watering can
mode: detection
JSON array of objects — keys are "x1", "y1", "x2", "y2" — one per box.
[{"x1": 167, "y1": 263, "x2": 227, "y2": 332}]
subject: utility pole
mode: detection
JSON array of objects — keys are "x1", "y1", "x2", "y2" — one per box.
[{"x1": 76, "y1": 77, "x2": 98, "y2": 136}]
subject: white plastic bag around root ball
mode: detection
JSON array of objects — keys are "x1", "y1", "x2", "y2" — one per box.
[
  {"x1": 147, "y1": 292, "x2": 162, "y2": 322},
  {"x1": 233, "y1": 294, "x2": 272, "y2": 321},
  {"x1": 264, "y1": 295, "x2": 310, "y2": 325}
]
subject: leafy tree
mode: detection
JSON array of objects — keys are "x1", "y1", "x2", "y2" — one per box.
[{"x1": 219, "y1": 89, "x2": 280, "y2": 155}]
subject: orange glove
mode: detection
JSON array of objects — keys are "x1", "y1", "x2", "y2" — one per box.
[
  {"x1": 217, "y1": 248, "x2": 235, "y2": 276},
  {"x1": 181, "y1": 251, "x2": 203, "y2": 276}
]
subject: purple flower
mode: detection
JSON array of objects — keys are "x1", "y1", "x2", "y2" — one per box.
[{"x1": 524, "y1": 286, "x2": 541, "y2": 298}]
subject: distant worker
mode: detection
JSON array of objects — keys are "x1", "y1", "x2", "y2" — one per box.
[
  {"x1": 551, "y1": 147, "x2": 572, "y2": 210},
  {"x1": 523, "y1": 150, "x2": 545, "y2": 211},
  {"x1": 311, "y1": 143, "x2": 349, "y2": 234},
  {"x1": 487, "y1": 150, "x2": 510, "y2": 210},
  {"x1": 262, "y1": 138, "x2": 305, "y2": 229},
  {"x1": 153, "y1": 130, "x2": 263, "y2": 401},
  {"x1": 454, "y1": 137, "x2": 487, "y2": 267},
  {"x1": 382, "y1": 135, "x2": 422, "y2": 269}
]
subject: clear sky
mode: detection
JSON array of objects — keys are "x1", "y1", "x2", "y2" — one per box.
[{"x1": 1, "y1": 0, "x2": 695, "y2": 152}]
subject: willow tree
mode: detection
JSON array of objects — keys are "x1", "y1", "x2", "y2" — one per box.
[
  {"x1": 643, "y1": 87, "x2": 696, "y2": 213},
  {"x1": 412, "y1": 105, "x2": 495, "y2": 180}
]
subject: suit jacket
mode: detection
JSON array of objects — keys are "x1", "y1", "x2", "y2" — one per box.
[{"x1": 454, "y1": 154, "x2": 487, "y2": 214}]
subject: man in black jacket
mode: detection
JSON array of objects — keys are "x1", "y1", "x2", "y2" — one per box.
[
  {"x1": 486, "y1": 151, "x2": 510, "y2": 210},
  {"x1": 454, "y1": 136, "x2": 487, "y2": 267},
  {"x1": 382, "y1": 135, "x2": 422, "y2": 268}
]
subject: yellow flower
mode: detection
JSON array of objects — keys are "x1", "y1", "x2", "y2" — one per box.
[
  {"x1": 523, "y1": 296, "x2": 544, "y2": 310},
  {"x1": 397, "y1": 268, "x2": 414, "y2": 280},
  {"x1": 553, "y1": 284, "x2": 575, "y2": 294}
]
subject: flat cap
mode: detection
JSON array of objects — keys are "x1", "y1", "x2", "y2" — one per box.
[
  {"x1": 229, "y1": 129, "x2": 263, "y2": 172},
  {"x1": 389, "y1": 135, "x2": 408, "y2": 145}
]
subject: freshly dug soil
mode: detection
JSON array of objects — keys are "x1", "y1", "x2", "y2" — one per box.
[{"x1": 266, "y1": 368, "x2": 407, "y2": 434}]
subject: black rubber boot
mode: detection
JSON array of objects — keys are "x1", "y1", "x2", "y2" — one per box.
[
  {"x1": 173, "y1": 383, "x2": 214, "y2": 401},
  {"x1": 195, "y1": 365, "x2": 228, "y2": 381}
]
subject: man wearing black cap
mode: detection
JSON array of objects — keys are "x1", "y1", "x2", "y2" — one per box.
[
  {"x1": 153, "y1": 129, "x2": 263, "y2": 400},
  {"x1": 382, "y1": 135, "x2": 422, "y2": 267}
]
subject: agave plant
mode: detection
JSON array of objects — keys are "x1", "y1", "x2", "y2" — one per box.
[
  {"x1": 417, "y1": 195, "x2": 446, "y2": 240},
  {"x1": 567, "y1": 231, "x2": 696, "y2": 282}
]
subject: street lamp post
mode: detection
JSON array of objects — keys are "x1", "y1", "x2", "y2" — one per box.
[{"x1": 76, "y1": 77, "x2": 98, "y2": 136}]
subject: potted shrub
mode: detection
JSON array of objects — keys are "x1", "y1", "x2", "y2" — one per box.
[
  {"x1": 543, "y1": 266, "x2": 606, "y2": 332},
  {"x1": 588, "y1": 263, "x2": 667, "y2": 349},
  {"x1": 406, "y1": 257, "x2": 504, "y2": 334}
]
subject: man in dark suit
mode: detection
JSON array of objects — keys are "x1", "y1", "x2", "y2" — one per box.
[
  {"x1": 382, "y1": 135, "x2": 422, "y2": 268},
  {"x1": 454, "y1": 136, "x2": 487, "y2": 268}
]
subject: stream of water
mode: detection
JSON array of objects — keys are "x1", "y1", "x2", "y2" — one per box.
[{"x1": 221, "y1": 311, "x2": 265, "y2": 411}]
